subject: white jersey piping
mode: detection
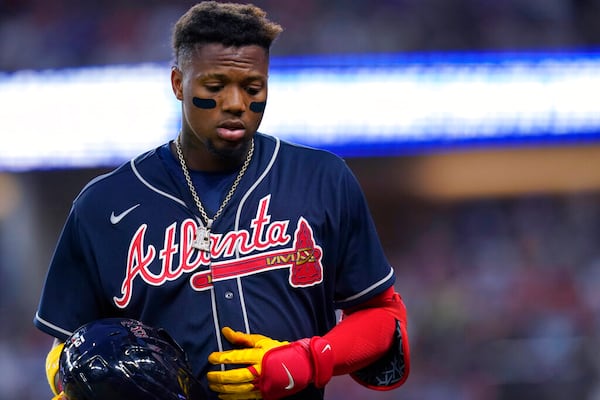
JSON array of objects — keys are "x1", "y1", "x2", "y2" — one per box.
[
  {"x1": 234, "y1": 137, "x2": 281, "y2": 334},
  {"x1": 35, "y1": 312, "x2": 73, "y2": 338},
  {"x1": 339, "y1": 266, "x2": 395, "y2": 303},
  {"x1": 131, "y1": 156, "x2": 187, "y2": 207}
]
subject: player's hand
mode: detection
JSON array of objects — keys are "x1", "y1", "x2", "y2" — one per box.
[
  {"x1": 207, "y1": 327, "x2": 288, "y2": 399},
  {"x1": 207, "y1": 327, "x2": 334, "y2": 400},
  {"x1": 46, "y1": 342, "x2": 65, "y2": 397}
]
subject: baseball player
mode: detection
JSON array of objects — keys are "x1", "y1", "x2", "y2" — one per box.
[{"x1": 35, "y1": 2, "x2": 410, "y2": 399}]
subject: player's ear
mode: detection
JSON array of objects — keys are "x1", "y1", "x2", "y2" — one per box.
[{"x1": 171, "y1": 66, "x2": 184, "y2": 101}]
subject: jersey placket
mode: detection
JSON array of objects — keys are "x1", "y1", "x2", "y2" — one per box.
[{"x1": 212, "y1": 277, "x2": 247, "y2": 348}]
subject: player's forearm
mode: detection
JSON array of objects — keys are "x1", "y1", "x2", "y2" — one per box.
[
  {"x1": 324, "y1": 303, "x2": 397, "y2": 375},
  {"x1": 324, "y1": 286, "x2": 406, "y2": 375}
]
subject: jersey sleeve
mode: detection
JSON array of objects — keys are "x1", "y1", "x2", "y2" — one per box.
[
  {"x1": 34, "y1": 204, "x2": 108, "y2": 341},
  {"x1": 333, "y1": 164, "x2": 395, "y2": 310}
]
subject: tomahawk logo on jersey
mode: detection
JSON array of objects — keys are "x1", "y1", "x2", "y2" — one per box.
[{"x1": 34, "y1": 132, "x2": 395, "y2": 388}]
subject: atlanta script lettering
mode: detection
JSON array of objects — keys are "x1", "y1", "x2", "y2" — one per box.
[{"x1": 113, "y1": 195, "x2": 323, "y2": 308}]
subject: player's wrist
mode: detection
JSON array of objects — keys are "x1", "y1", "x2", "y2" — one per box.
[
  {"x1": 306, "y1": 336, "x2": 334, "y2": 387},
  {"x1": 258, "y1": 336, "x2": 334, "y2": 400}
]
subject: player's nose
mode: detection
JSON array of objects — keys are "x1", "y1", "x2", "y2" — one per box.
[{"x1": 222, "y1": 86, "x2": 246, "y2": 114}]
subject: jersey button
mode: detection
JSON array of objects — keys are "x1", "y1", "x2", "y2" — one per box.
[{"x1": 224, "y1": 291, "x2": 234, "y2": 300}]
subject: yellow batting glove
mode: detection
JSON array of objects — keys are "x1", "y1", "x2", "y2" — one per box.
[
  {"x1": 207, "y1": 327, "x2": 288, "y2": 400},
  {"x1": 208, "y1": 327, "x2": 334, "y2": 400},
  {"x1": 45, "y1": 342, "x2": 65, "y2": 396}
]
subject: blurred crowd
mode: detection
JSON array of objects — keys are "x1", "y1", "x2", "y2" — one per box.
[
  {"x1": 389, "y1": 194, "x2": 600, "y2": 399},
  {"x1": 2, "y1": 1, "x2": 600, "y2": 399},
  {"x1": 1, "y1": 0, "x2": 600, "y2": 71}
]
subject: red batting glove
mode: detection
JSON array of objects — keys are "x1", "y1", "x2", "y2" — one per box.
[
  {"x1": 258, "y1": 336, "x2": 334, "y2": 399},
  {"x1": 207, "y1": 327, "x2": 334, "y2": 400}
]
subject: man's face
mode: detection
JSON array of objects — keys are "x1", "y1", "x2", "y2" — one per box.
[{"x1": 171, "y1": 43, "x2": 269, "y2": 162}]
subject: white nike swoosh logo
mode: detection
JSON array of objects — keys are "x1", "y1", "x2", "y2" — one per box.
[
  {"x1": 322, "y1": 344, "x2": 332, "y2": 353},
  {"x1": 110, "y1": 204, "x2": 140, "y2": 224},
  {"x1": 282, "y1": 363, "x2": 295, "y2": 390}
]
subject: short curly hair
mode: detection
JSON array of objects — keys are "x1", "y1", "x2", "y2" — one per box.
[{"x1": 172, "y1": 1, "x2": 283, "y2": 66}]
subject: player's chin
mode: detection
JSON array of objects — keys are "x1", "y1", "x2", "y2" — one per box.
[{"x1": 209, "y1": 137, "x2": 252, "y2": 161}]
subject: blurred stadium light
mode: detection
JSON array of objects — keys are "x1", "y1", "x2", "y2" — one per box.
[{"x1": 1, "y1": 50, "x2": 600, "y2": 170}]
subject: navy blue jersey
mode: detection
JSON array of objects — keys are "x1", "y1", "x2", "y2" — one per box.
[{"x1": 35, "y1": 133, "x2": 395, "y2": 398}]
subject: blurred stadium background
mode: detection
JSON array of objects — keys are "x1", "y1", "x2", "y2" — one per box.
[{"x1": 2, "y1": 0, "x2": 600, "y2": 399}]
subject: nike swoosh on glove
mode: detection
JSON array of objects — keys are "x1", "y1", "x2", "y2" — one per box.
[{"x1": 207, "y1": 327, "x2": 334, "y2": 400}]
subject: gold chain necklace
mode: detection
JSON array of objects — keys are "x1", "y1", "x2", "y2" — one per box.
[{"x1": 174, "y1": 136, "x2": 254, "y2": 253}]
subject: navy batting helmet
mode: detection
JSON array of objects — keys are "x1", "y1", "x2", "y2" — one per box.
[{"x1": 58, "y1": 318, "x2": 206, "y2": 400}]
